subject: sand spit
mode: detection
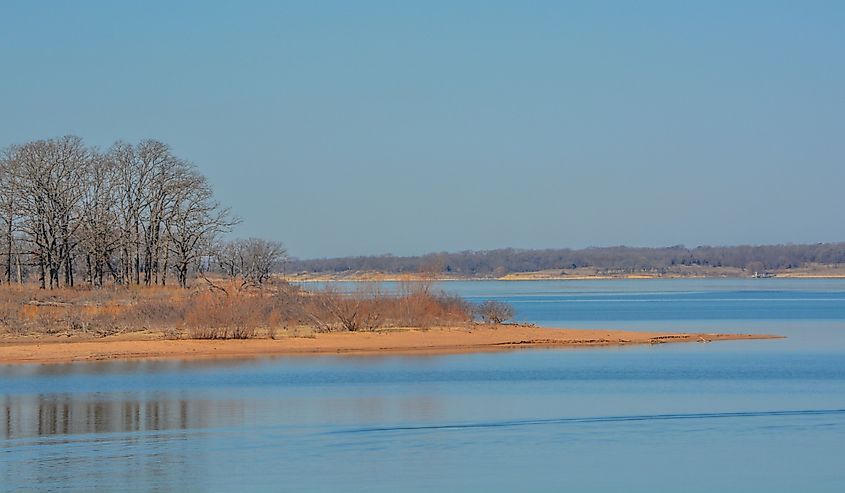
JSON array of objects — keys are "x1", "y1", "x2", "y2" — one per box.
[{"x1": 0, "y1": 325, "x2": 781, "y2": 365}]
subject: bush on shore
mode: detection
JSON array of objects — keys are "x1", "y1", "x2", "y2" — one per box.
[
  {"x1": 0, "y1": 279, "x2": 488, "y2": 340},
  {"x1": 474, "y1": 300, "x2": 515, "y2": 324}
]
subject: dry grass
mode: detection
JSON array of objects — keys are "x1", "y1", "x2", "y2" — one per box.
[
  {"x1": 0, "y1": 279, "x2": 476, "y2": 340},
  {"x1": 0, "y1": 284, "x2": 189, "y2": 337}
]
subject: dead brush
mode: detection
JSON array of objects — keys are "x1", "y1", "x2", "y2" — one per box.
[
  {"x1": 0, "y1": 301, "x2": 26, "y2": 335},
  {"x1": 184, "y1": 291, "x2": 263, "y2": 339},
  {"x1": 0, "y1": 281, "x2": 475, "y2": 339},
  {"x1": 0, "y1": 301, "x2": 18, "y2": 326},
  {"x1": 32, "y1": 306, "x2": 65, "y2": 335},
  {"x1": 302, "y1": 283, "x2": 472, "y2": 332},
  {"x1": 127, "y1": 298, "x2": 187, "y2": 330}
]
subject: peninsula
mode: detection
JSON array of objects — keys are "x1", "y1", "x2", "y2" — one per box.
[{"x1": 0, "y1": 325, "x2": 780, "y2": 365}]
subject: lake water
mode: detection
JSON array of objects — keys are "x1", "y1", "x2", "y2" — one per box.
[{"x1": 2, "y1": 279, "x2": 845, "y2": 492}]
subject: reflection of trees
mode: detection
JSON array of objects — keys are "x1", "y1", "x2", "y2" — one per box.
[
  {"x1": 0, "y1": 386, "x2": 450, "y2": 490},
  {"x1": 0, "y1": 393, "x2": 241, "y2": 439},
  {"x1": 0, "y1": 393, "x2": 218, "y2": 491}
]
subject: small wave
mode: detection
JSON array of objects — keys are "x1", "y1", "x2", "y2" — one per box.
[{"x1": 327, "y1": 408, "x2": 845, "y2": 435}]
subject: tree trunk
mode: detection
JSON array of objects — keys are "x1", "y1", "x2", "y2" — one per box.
[
  {"x1": 122, "y1": 246, "x2": 130, "y2": 285},
  {"x1": 38, "y1": 252, "x2": 46, "y2": 289},
  {"x1": 65, "y1": 255, "x2": 74, "y2": 287},
  {"x1": 4, "y1": 205, "x2": 11, "y2": 284},
  {"x1": 134, "y1": 247, "x2": 141, "y2": 285},
  {"x1": 134, "y1": 220, "x2": 141, "y2": 285},
  {"x1": 161, "y1": 237, "x2": 170, "y2": 286},
  {"x1": 178, "y1": 262, "x2": 188, "y2": 288}
]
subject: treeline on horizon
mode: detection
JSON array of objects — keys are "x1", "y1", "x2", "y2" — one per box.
[
  {"x1": 288, "y1": 243, "x2": 845, "y2": 276},
  {"x1": 0, "y1": 136, "x2": 285, "y2": 290}
]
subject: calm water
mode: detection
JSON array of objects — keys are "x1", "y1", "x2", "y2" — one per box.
[{"x1": 2, "y1": 279, "x2": 845, "y2": 492}]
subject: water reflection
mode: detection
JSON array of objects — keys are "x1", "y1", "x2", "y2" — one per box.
[
  {"x1": 0, "y1": 383, "x2": 454, "y2": 490},
  {"x1": 0, "y1": 393, "x2": 226, "y2": 439},
  {"x1": 0, "y1": 390, "x2": 450, "y2": 442},
  {"x1": 0, "y1": 357, "x2": 273, "y2": 378},
  {"x1": 2, "y1": 280, "x2": 845, "y2": 492}
]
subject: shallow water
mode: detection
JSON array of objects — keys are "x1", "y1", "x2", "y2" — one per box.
[{"x1": 2, "y1": 279, "x2": 845, "y2": 492}]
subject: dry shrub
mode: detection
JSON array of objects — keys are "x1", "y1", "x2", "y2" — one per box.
[
  {"x1": 128, "y1": 298, "x2": 186, "y2": 329},
  {"x1": 0, "y1": 300, "x2": 23, "y2": 334},
  {"x1": 1, "y1": 285, "x2": 178, "y2": 336},
  {"x1": 394, "y1": 291, "x2": 472, "y2": 328},
  {"x1": 0, "y1": 301, "x2": 14, "y2": 324},
  {"x1": 18, "y1": 304, "x2": 39, "y2": 322},
  {"x1": 302, "y1": 284, "x2": 384, "y2": 332},
  {"x1": 387, "y1": 280, "x2": 472, "y2": 327},
  {"x1": 162, "y1": 326, "x2": 182, "y2": 340},
  {"x1": 0, "y1": 279, "x2": 475, "y2": 338},
  {"x1": 290, "y1": 325, "x2": 316, "y2": 338},
  {"x1": 302, "y1": 282, "x2": 472, "y2": 332},
  {"x1": 35, "y1": 306, "x2": 65, "y2": 334},
  {"x1": 184, "y1": 291, "x2": 270, "y2": 339},
  {"x1": 473, "y1": 300, "x2": 515, "y2": 324}
]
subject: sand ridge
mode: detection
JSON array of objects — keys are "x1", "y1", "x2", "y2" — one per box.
[{"x1": 0, "y1": 325, "x2": 781, "y2": 365}]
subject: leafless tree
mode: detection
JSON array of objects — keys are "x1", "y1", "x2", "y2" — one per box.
[
  {"x1": 2, "y1": 136, "x2": 242, "y2": 289},
  {"x1": 242, "y1": 238, "x2": 287, "y2": 285},
  {"x1": 216, "y1": 237, "x2": 287, "y2": 287},
  {"x1": 79, "y1": 152, "x2": 121, "y2": 286},
  {"x1": 165, "y1": 169, "x2": 237, "y2": 288},
  {"x1": 474, "y1": 300, "x2": 515, "y2": 324},
  {"x1": 12, "y1": 137, "x2": 90, "y2": 288},
  {"x1": 0, "y1": 149, "x2": 15, "y2": 284},
  {"x1": 110, "y1": 140, "x2": 152, "y2": 285},
  {"x1": 140, "y1": 140, "x2": 186, "y2": 286}
]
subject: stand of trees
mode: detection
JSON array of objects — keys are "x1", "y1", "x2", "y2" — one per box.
[
  {"x1": 215, "y1": 238, "x2": 287, "y2": 288},
  {"x1": 0, "y1": 136, "x2": 284, "y2": 289},
  {"x1": 288, "y1": 243, "x2": 845, "y2": 277}
]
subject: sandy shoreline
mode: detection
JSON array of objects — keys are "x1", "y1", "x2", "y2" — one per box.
[{"x1": 0, "y1": 325, "x2": 781, "y2": 365}]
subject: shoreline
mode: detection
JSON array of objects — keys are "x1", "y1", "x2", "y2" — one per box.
[
  {"x1": 283, "y1": 263, "x2": 845, "y2": 282},
  {"x1": 0, "y1": 325, "x2": 782, "y2": 365},
  {"x1": 285, "y1": 273, "x2": 845, "y2": 282}
]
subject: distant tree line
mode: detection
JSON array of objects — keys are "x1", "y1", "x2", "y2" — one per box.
[
  {"x1": 288, "y1": 243, "x2": 845, "y2": 276},
  {"x1": 0, "y1": 136, "x2": 285, "y2": 289}
]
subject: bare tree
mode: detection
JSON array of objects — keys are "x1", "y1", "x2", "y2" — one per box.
[
  {"x1": 140, "y1": 140, "x2": 185, "y2": 286},
  {"x1": 79, "y1": 152, "x2": 121, "y2": 286},
  {"x1": 3, "y1": 136, "x2": 239, "y2": 289},
  {"x1": 474, "y1": 300, "x2": 515, "y2": 324},
  {"x1": 242, "y1": 238, "x2": 286, "y2": 285},
  {"x1": 216, "y1": 237, "x2": 287, "y2": 287},
  {"x1": 0, "y1": 148, "x2": 15, "y2": 284},
  {"x1": 216, "y1": 239, "x2": 243, "y2": 280},
  {"x1": 165, "y1": 169, "x2": 237, "y2": 288},
  {"x1": 110, "y1": 141, "x2": 152, "y2": 285},
  {"x1": 12, "y1": 137, "x2": 91, "y2": 288}
]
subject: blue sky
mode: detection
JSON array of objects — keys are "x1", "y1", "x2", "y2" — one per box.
[{"x1": 2, "y1": 1, "x2": 843, "y2": 258}]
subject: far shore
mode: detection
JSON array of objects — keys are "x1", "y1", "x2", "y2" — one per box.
[
  {"x1": 284, "y1": 270, "x2": 845, "y2": 283},
  {"x1": 282, "y1": 262, "x2": 845, "y2": 282},
  {"x1": 0, "y1": 325, "x2": 782, "y2": 365},
  {"x1": 290, "y1": 274, "x2": 845, "y2": 282}
]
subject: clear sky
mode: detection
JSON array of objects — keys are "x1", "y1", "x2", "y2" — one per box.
[{"x1": 2, "y1": 1, "x2": 843, "y2": 258}]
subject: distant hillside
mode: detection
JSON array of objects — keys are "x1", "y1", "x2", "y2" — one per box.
[{"x1": 287, "y1": 243, "x2": 845, "y2": 277}]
